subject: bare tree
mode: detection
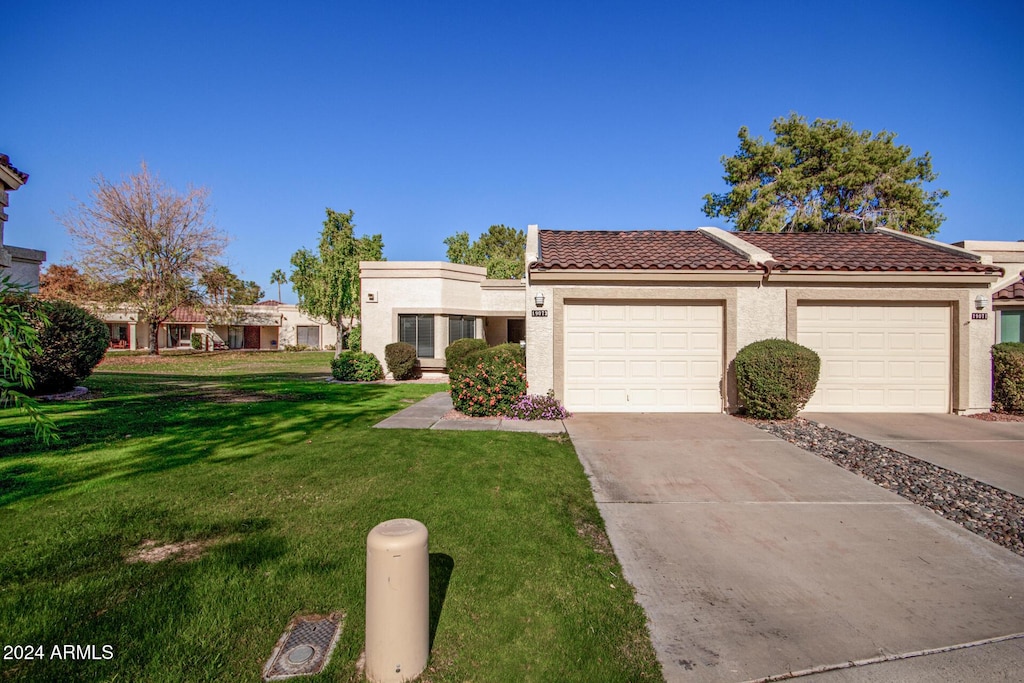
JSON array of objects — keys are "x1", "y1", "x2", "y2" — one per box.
[{"x1": 61, "y1": 162, "x2": 228, "y2": 354}]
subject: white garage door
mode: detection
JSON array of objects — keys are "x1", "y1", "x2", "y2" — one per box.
[
  {"x1": 797, "y1": 305, "x2": 950, "y2": 412},
  {"x1": 564, "y1": 303, "x2": 723, "y2": 412}
]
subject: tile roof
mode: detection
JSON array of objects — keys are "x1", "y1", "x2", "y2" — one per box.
[
  {"x1": 533, "y1": 230, "x2": 758, "y2": 271},
  {"x1": 168, "y1": 306, "x2": 206, "y2": 323},
  {"x1": 0, "y1": 154, "x2": 28, "y2": 183},
  {"x1": 254, "y1": 299, "x2": 284, "y2": 306},
  {"x1": 995, "y1": 280, "x2": 1024, "y2": 300},
  {"x1": 737, "y1": 231, "x2": 999, "y2": 273}
]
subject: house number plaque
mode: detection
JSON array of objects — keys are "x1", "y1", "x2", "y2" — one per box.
[
  {"x1": 971, "y1": 312, "x2": 988, "y2": 320},
  {"x1": 531, "y1": 310, "x2": 548, "y2": 317}
]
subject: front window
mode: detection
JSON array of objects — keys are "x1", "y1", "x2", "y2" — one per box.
[
  {"x1": 399, "y1": 314, "x2": 434, "y2": 357},
  {"x1": 1000, "y1": 310, "x2": 1024, "y2": 343},
  {"x1": 296, "y1": 325, "x2": 320, "y2": 348},
  {"x1": 448, "y1": 315, "x2": 476, "y2": 344},
  {"x1": 168, "y1": 324, "x2": 190, "y2": 347}
]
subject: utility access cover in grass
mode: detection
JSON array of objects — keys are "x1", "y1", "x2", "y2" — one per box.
[{"x1": 262, "y1": 612, "x2": 343, "y2": 681}]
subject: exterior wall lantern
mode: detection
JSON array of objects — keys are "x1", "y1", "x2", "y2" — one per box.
[
  {"x1": 975, "y1": 294, "x2": 989, "y2": 310},
  {"x1": 534, "y1": 293, "x2": 545, "y2": 308}
]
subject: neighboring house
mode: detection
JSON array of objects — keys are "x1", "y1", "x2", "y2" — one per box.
[
  {"x1": 955, "y1": 240, "x2": 1024, "y2": 344},
  {"x1": 0, "y1": 154, "x2": 46, "y2": 291},
  {"x1": 360, "y1": 262, "x2": 526, "y2": 372},
  {"x1": 98, "y1": 301, "x2": 339, "y2": 351},
  {"x1": 362, "y1": 225, "x2": 1006, "y2": 415}
]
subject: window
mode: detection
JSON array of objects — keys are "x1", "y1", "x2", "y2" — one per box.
[
  {"x1": 296, "y1": 326, "x2": 320, "y2": 348},
  {"x1": 507, "y1": 318, "x2": 525, "y2": 344},
  {"x1": 448, "y1": 316, "x2": 476, "y2": 344},
  {"x1": 1000, "y1": 310, "x2": 1024, "y2": 343},
  {"x1": 228, "y1": 326, "x2": 245, "y2": 349},
  {"x1": 399, "y1": 314, "x2": 434, "y2": 357}
]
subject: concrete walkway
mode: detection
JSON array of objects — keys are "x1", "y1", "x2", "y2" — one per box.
[
  {"x1": 566, "y1": 413, "x2": 1024, "y2": 683},
  {"x1": 804, "y1": 413, "x2": 1024, "y2": 498},
  {"x1": 373, "y1": 391, "x2": 566, "y2": 433}
]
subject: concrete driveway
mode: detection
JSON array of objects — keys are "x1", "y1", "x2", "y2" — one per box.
[
  {"x1": 803, "y1": 413, "x2": 1024, "y2": 498},
  {"x1": 566, "y1": 414, "x2": 1024, "y2": 682}
]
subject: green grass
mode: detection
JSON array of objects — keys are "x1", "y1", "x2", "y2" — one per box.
[{"x1": 0, "y1": 352, "x2": 662, "y2": 682}]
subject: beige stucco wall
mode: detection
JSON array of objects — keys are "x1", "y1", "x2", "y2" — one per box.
[{"x1": 360, "y1": 262, "x2": 523, "y2": 368}]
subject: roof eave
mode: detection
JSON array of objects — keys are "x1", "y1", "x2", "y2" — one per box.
[{"x1": 529, "y1": 268, "x2": 763, "y2": 283}]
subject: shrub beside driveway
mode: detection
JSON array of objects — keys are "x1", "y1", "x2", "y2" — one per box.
[{"x1": 0, "y1": 352, "x2": 662, "y2": 683}]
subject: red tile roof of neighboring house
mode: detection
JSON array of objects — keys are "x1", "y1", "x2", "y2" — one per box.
[
  {"x1": 254, "y1": 299, "x2": 284, "y2": 306},
  {"x1": 168, "y1": 306, "x2": 206, "y2": 323},
  {"x1": 995, "y1": 280, "x2": 1024, "y2": 300},
  {"x1": 533, "y1": 230, "x2": 758, "y2": 271},
  {"x1": 0, "y1": 154, "x2": 29, "y2": 183},
  {"x1": 737, "y1": 231, "x2": 1000, "y2": 273}
]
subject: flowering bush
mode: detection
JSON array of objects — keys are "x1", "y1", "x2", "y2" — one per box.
[
  {"x1": 505, "y1": 392, "x2": 571, "y2": 421},
  {"x1": 330, "y1": 351, "x2": 384, "y2": 382},
  {"x1": 449, "y1": 343, "x2": 526, "y2": 416},
  {"x1": 444, "y1": 337, "x2": 487, "y2": 372}
]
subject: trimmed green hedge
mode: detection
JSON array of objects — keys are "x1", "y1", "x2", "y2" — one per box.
[
  {"x1": 385, "y1": 342, "x2": 419, "y2": 380},
  {"x1": 735, "y1": 339, "x2": 820, "y2": 420},
  {"x1": 448, "y1": 343, "x2": 527, "y2": 416},
  {"x1": 444, "y1": 337, "x2": 487, "y2": 372},
  {"x1": 330, "y1": 351, "x2": 384, "y2": 382},
  {"x1": 992, "y1": 342, "x2": 1024, "y2": 414},
  {"x1": 347, "y1": 325, "x2": 361, "y2": 352}
]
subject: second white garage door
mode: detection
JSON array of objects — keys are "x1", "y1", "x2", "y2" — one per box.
[
  {"x1": 797, "y1": 305, "x2": 950, "y2": 412},
  {"x1": 564, "y1": 303, "x2": 723, "y2": 412}
]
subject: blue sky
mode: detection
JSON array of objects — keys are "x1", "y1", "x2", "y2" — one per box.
[{"x1": 7, "y1": 1, "x2": 1022, "y2": 302}]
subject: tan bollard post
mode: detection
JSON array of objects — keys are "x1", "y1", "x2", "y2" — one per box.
[{"x1": 365, "y1": 519, "x2": 429, "y2": 683}]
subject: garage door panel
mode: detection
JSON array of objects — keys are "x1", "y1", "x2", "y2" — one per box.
[
  {"x1": 630, "y1": 360, "x2": 658, "y2": 378},
  {"x1": 598, "y1": 332, "x2": 626, "y2": 349},
  {"x1": 630, "y1": 306, "x2": 656, "y2": 322},
  {"x1": 566, "y1": 360, "x2": 596, "y2": 380},
  {"x1": 597, "y1": 360, "x2": 625, "y2": 378},
  {"x1": 599, "y1": 306, "x2": 626, "y2": 322},
  {"x1": 798, "y1": 305, "x2": 949, "y2": 413},
  {"x1": 564, "y1": 303, "x2": 722, "y2": 413},
  {"x1": 661, "y1": 361, "x2": 688, "y2": 378},
  {"x1": 566, "y1": 331, "x2": 595, "y2": 351},
  {"x1": 630, "y1": 332, "x2": 657, "y2": 349}
]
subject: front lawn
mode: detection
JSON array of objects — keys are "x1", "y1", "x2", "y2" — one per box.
[{"x1": 0, "y1": 352, "x2": 661, "y2": 682}]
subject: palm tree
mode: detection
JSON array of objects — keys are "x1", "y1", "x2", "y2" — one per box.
[{"x1": 269, "y1": 269, "x2": 288, "y2": 303}]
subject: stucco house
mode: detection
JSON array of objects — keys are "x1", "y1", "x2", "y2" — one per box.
[
  {"x1": 954, "y1": 240, "x2": 1024, "y2": 345},
  {"x1": 362, "y1": 225, "x2": 1019, "y2": 415},
  {"x1": 0, "y1": 154, "x2": 46, "y2": 291},
  {"x1": 100, "y1": 300, "x2": 339, "y2": 351}
]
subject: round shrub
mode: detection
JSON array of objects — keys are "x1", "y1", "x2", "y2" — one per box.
[
  {"x1": 449, "y1": 343, "x2": 527, "y2": 416},
  {"x1": 384, "y1": 342, "x2": 419, "y2": 380},
  {"x1": 20, "y1": 298, "x2": 109, "y2": 394},
  {"x1": 330, "y1": 351, "x2": 384, "y2": 382},
  {"x1": 444, "y1": 337, "x2": 487, "y2": 372},
  {"x1": 992, "y1": 342, "x2": 1024, "y2": 414},
  {"x1": 735, "y1": 339, "x2": 820, "y2": 420}
]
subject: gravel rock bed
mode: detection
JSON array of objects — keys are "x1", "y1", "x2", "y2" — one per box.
[{"x1": 748, "y1": 417, "x2": 1024, "y2": 557}]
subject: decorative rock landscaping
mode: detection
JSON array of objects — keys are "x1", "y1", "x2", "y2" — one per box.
[{"x1": 746, "y1": 417, "x2": 1024, "y2": 558}]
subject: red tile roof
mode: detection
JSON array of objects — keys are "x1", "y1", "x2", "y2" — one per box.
[
  {"x1": 533, "y1": 230, "x2": 758, "y2": 271},
  {"x1": 995, "y1": 280, "x2": 1024, "y2": 300},
  {"x1": 254, "y1": 299, "x2": 284, "y2": 306},
  {"x1": 168, "y1": 306, "x2": 206, "y2": 323},
  {"x1": 0, "y1": 154, "x2": 29, "y2": 183},
  {"x1": 737, "y1": 231, "x2": 999, "y2": 273}
]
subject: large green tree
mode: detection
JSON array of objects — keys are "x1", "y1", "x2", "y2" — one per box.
[
  {"x1": 290, "y1": 209, "x2": 384, "y2": 353},
  {"x1": 702, "y1": 114, "x2": 948, "y2": 236},
  {"x1": 444, "y1": 224, "x2": 526, "y2": 279},
  {"x1": 199, "y1": 266, "x2": 264, "y2": 306}
]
